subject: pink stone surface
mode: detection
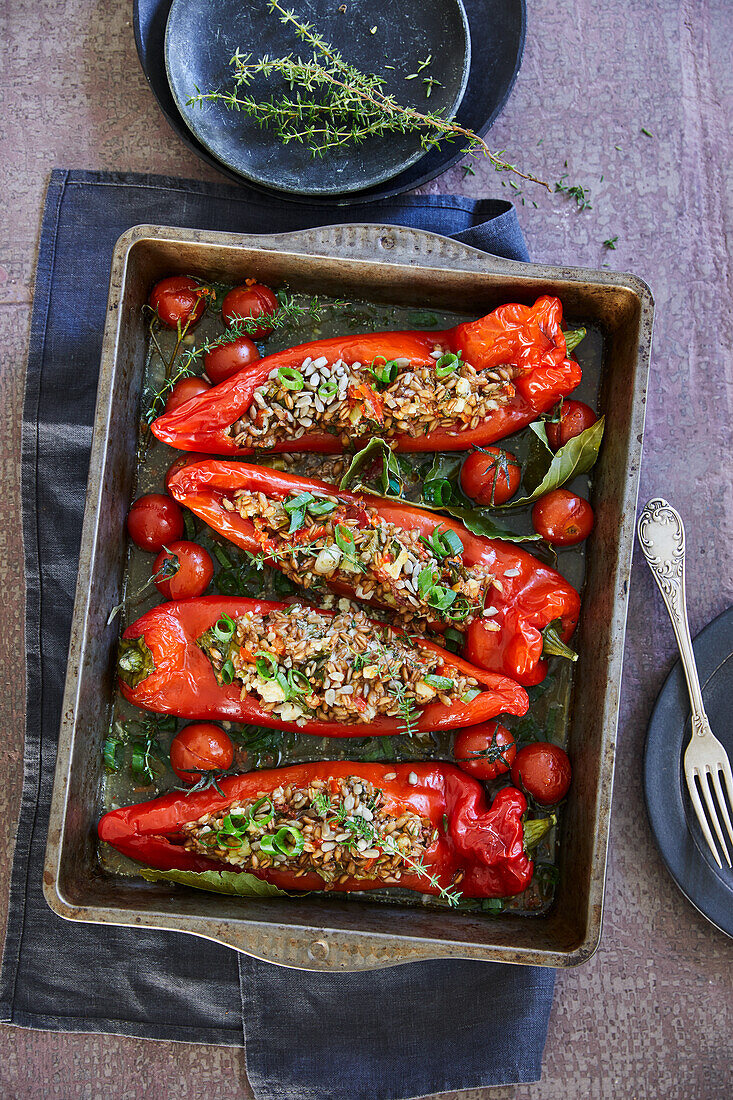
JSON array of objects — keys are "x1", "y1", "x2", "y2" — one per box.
[{"x1": 0, "y1": 1, "x2": 732, "y2": 1096}]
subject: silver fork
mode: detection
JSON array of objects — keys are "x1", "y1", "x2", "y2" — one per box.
[{"x1": 638, "y1": 497, "x2": 733, "y2": 869}]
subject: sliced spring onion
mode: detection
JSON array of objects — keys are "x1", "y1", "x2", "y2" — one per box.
[
  {"x1": 130, "y1": 743, "x2": 154, "y2": 782},
  {"x1": 102, "y1": 737, "x2": 121, "y2": 772},
  {"x1": 417, "y1": 565, "x2": 436, "y2": 598},
  {"x1": 260, "y1": 825, "x2": 305, "y2": 858},
  {"x1": 212, "y1": 613, "x2": 236, "y2": 645},
  {"x1": 427, "y1": 585, "x2": 457, "y2": 611},
  {"x1": 421, "y1": 525, "x2": 463, "y2": 560},
  {"x1": 216, "y1": 832, "x2": 243, "y2": 848},
  {"x1": 334, "y1": 524, "x2": 356, "y2": 555},
  {"x1": 441, "y1": 528, "x2": 464, "y2": 556},
  {"x1": 220, "y1": 658, "x2": 236, "y2": 684},
  {"x1": 246, "y1": 796, "x2": 275, "y2": 828},
  {"x1": 446, "y1": 596, "x2": 472, "y2": 623},
  {"x1": 369, "y1": 357, "x2": 400, "y2": 387},
  {"x1": 284, "y1": 492, "x2": 315, "y2": 513},
  {"x1": 288, "y1": 508, "x2": 306, "y2": 533},
  {"x1": 307, "y1": 498, "x2": 337, "y2": 516},
  {"x1": 287, "y1": 669, "x2": 310, "y2": 696},
  {"x1": 318, "y1": 380, "x2": 338, "y2": 400},
  {"x1": 423, "y1": 478, "x2": 452, "y2": 506},
  {"x1": 424, "y1": 674, "x2": 455, "y2": 690},
  {"x1": 255, "y1": 652, "x2": 279, "y2": 680},
  {"x1": 461, "y1": 688, "x2": 482, "y2": 702},
  {"x1": 277, "y1": 367, "x2": 305, "y2": 391},
  {"x1": 435, "y1": 352, "x2": 461, "y2": 378},
  {"x1": 219, "y1": 813, "x2": 241, "y2": 835}
]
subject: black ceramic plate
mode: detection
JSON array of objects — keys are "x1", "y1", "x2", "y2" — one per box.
[
  {"x1": 164, "y1": 0, "x2": 470, "y2": 196},
  {"x1": 133, "y1": 0, "x2": 525, "y2": 204},
  {"x1": 644, "y1": 605, "x2": 733, "y2": 937}
]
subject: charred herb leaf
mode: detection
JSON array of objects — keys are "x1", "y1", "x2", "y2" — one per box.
[{"x1": 139, "y1": 866, "x2": 290, "y2": 897}]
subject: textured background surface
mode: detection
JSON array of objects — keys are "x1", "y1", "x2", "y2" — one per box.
[{"x1": 1, "y1": 1, "x2": 732, "y2": 1097}]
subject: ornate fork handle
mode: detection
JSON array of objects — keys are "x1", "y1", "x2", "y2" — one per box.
[{"x1": 637, "y1": 498, "x2": 709, "y2": 733}]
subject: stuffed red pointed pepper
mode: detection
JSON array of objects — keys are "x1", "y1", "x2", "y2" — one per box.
[
  {"x1": 98, "y1": 762, "x2": 554, "y2": 899},
  {"x1": 166, "y1": 461, "x2": 581, "y2": 685},
  {"x1": 117, "y1": 596, "x2": 528, "y2": 736},
  {"x1": 151, "y1": 296, "x2": 582, "y2": 456}
]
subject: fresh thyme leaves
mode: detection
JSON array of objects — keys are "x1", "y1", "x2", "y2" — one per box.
[
  {"x1": 224, "y1": 293, "x2": 339, "y2": 338},
  {"x1": 107, "y1": 549, "x2": 180, "y2": 625},
  {"x1": 462, "y1": 163, "x2": 476, "y2": 178},
  {"x1": 422, "y1": 76, "x2": 443, "y2": 98},
  {"x1": 554, "y1": 172, "x2": 593, "y2": 212},
  {"x1": 187, "y1": 1, "x2": 550, "y2": 191},
  {"x1": 603, "y1": 236, "x2": 619, "y2": 250},
  {"x1": 388, "y1": 679, "x2": 420, "y2": 736},
  {"x1": 316, "y1": 787, "x2": 463, "y2": 906},
  {"x1": 312, "y1": 790, "x2": 332, "y2": 816},
  {"x1": 106, "y1": 714, "x2": 175, "y2": 786},
  {"x1": 144, "y1": 358, "x2": 196, "y2": 424},
  {"x1": 640, "y1": 127, "x2": 654, "y2": 137},
  {"x1": 144, "y1": 293, "x2": 337, "y2": 424}
]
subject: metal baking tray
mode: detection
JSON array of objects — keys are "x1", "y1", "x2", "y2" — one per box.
[{"x1": 43, "y1": 223, "x2": 653, "y2": 970}]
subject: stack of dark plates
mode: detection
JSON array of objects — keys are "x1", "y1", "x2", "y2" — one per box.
[{"x1": 133, "y1": 0, "x2": 525, "y2": 202}]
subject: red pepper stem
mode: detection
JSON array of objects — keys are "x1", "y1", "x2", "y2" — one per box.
[
  {"x1": 523, "y1": 812, "x2": 557, "y2": 851},
  {"x1": 117, "y1": 636, "x2": 155, "y2": 689},
  {"x1": 563, "y1": 327, "x2": 587, "y2": 353},
  {"x1": 541, "y1": 623, "x2": 578, "y2": 663}
]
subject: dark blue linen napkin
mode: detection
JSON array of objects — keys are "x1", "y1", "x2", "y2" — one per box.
[{"x1": 0, "y1": 169, "x2": 551, "y2": 1094}]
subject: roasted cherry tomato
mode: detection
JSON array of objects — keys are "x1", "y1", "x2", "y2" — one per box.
[
  {"x1": 221, "y1": 282, "x2": 279, "y2": 337},
  {"x1": 153, "y1": 540, "x2": 214, "y2": 599},
  {"x1": 511, "y1": 742, "x2": 571, "y2": 805},
  {"x1": 532, "y1": 489, "x2": 594, "y2": 546},
  {"x1": 204, "y1": 335, "x2": 261, "y2": 384},
  {"x1": 546, "y1": 400, "x2": 598, "y2": 450},
  {"x1": 149, "y1": 276, "x2": 208, "y2": 329},
  {"x1": 453, "y1": 722, "x2": 516, "y2": 780},
  {"x1": 170, "y1": 723, "x2": 234, "y2": 784},
  {"x1": 460, "y1": 447, "x2": 521, "y2": 506},
  {"x1": 127, "y1": 494, "x2": 184, "y2": 552},
  {"x1": 164, "y1": 376, "x2": 211, "y2": 415}
]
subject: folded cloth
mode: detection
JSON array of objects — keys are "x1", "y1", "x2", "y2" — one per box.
[{"x1": 0, "y1": 169, "x2": 551, "y2": 1093}]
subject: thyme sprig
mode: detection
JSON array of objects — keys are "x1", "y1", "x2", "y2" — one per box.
[
  {"x1": 188, "y1": 0, "x2": 550, "y2": 190},
  {"x1": 317, "y1": 790, "x2": 463, "y2": 906},
  {"x1": 144, "y1": 293, "x2": 338, "y2": 424},
  {"x1": 144, "y1": 357, "x2": 197, "y2": 425}
]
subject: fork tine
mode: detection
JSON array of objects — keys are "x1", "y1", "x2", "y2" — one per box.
[
  {"x1": 699, "y1": 769, "x2": 731, "y2": 867},
  {"x1": 710, "y1": 767, "x2": 733, "y2": 847},
  {"x1": 686, "y1": 770, "x2": 723, "y2": 869},
  {"x1": 719, "y1": 756, "x2": 733, "y2": 830}
]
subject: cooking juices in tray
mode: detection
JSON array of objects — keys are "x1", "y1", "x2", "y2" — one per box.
[{"x1": 99, "y1": 277, "x2": 603, "y2": 915}]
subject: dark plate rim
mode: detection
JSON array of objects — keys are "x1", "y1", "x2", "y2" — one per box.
[
  {"x1": 162, "y1": 0, "x2": 472, "y2": 197},
  {"x1": 132, "y1": 0, "x2": 526, "y2": 205},
  {"x1": 643, "y1": 604, "x2": 733, "y2": 938}
]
